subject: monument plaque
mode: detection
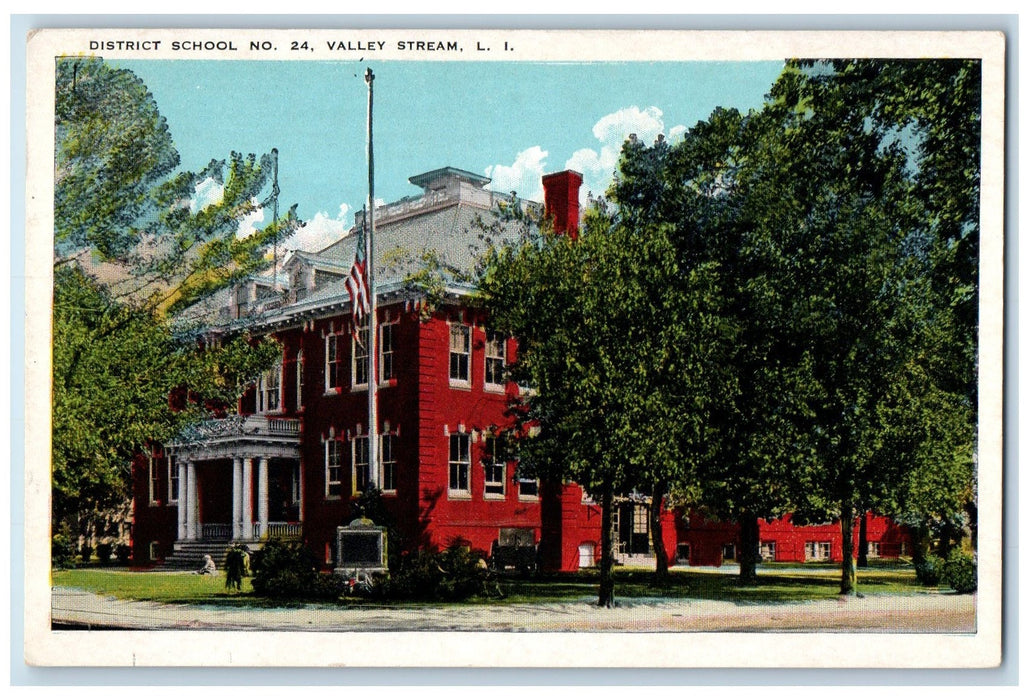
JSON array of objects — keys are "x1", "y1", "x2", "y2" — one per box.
[{"x1": 335, "y1": 518, "x2": 387, "y2": 576}]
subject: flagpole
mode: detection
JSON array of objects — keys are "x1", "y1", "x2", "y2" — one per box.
[
  {"x1": 365, "y1": 67, "x2": 379, "y2": 490},
  {"x1": 271, "y1": 147, "x2": 279, "y2": 289}
]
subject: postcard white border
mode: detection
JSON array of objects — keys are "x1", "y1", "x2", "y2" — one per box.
[{"x1": 22, "y1": 27, "x2": 1006, "y2": 669}]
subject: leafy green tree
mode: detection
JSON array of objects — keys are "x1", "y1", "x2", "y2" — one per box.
[
  {"x1": 735, "y1": 59, "x2": 979, "y2": 594},
  {"x1": 477, "y1": 184, "x2": 736, "y2": 603},
  {"x1": 611, "y1": 111, "x2": 816, "y2": 584},
  {"x1": 53, "y1": 265, "x2": 280, "y2": 537},
  {"x1": 51, "y1": 57, "x2": 297, "y2": 540}
]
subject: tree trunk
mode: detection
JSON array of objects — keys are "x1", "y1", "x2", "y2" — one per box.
[
  {"x1": 598, "y1": 484, "x2": 615, "y2": 608},
  {"x1": 649, "y1": 478, "x2": 669, "y2": 586},
  {"x1": 857, "y1": 510, "x2": 869, "y2": 568},
  {"x1": 912, "y1": 520, "x2": 931, "y2": 564},
  {"x1": 738, "y1": 510, "x2": 760, "y2": 584},
  {"x1": 966, "y1": 500, "x2": 978, "y2": 553},
  {"x1": 840, "y1": 504, "x2": 857, "y2": 595}
]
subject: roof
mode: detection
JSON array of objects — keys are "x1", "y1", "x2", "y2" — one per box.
[
  {"x1": 409, "y1": 167, "x2": 491, "y2": 191},
  {"x1": 178, "y1": 167, "x2": 540, "y2": 333}
]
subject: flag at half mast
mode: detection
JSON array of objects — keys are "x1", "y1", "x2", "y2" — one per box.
[{"x1": 345, "y1": 208, "x2": 371, "y2": 334}]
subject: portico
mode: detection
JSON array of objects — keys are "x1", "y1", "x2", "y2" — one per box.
[{"x1": 168, "y1": 415, "x2": 303, "y2": 544}]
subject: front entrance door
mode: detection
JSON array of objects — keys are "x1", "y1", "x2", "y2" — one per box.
[
  {"x1": 618, "y1": 503, "x2": 651, "y2": 555},
  {"x1": 268, "y1": 460, "x2": 300, "y2": 522}
]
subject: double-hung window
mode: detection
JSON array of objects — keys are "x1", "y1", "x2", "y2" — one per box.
[
  {"x1": 484, "y1": 331, "x2": 506, "y2": 389},
  {"x1": 167, "y1": 456, "x2": 179, "y2": 504},
  {"x1": 483, "y1": 436, "x2": 505, "y2": 497},
  {"x1": 148, "y1": 454, "x2": 159, "y2": 505},
  {"x1": 449, "y1": 324, "x2": 471, "y2": 385},
  {"x1": 258, "y1": 364, "x2": 281, "y2": 413},
  {"x1": 353, "y1": 322, "x2": 369, "y2": 388},
  {"x1": 380, "y1": 321, "x2": 396, "y2": 382},
  {"x1": 805, "y1": 541, "x2": 831, "y2": 561},
  {"x1": 352, "y1": 436, "x2": 370, "y2": 494},
  {"x1": 448, "y1": 433, "x2": 470, "y2": 495},
  {"x1": 326, "y1": 334, "x2": 344, "y2": 392},
  {"x1": 325, "y1": 440, "x2": 343, "y2": 498},
  {"x1": 381, "y1": 434, "x2": 397, "y2": 493},
  {"x1": 518, "y1": 474, "x2": 539, "y2": 499}
]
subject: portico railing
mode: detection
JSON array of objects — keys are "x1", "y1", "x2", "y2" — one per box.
[
  {"x1": 174, "y1": 415, "x2": 302, "y2": 445},
  {"x1": 197, "y1": 522, "x2": 302, "y2": 541},
  {"x1": 257, "y1": 522, "x2": 303, "y2": 540},
  {"x1": 201, "y1": 523, "x2": 233, "y2": 540}
]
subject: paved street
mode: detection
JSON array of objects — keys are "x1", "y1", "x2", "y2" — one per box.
[{"x1": 50, "y1": 586, "x2": 976, "y2": 633}]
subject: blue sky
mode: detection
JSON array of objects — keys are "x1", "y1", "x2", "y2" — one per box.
[{"x1": 114, "y1": 59, "x2": 785, "y2": 252}]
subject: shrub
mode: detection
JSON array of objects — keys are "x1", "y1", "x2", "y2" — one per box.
[
  {"x1": 250, "y1": 539, "x2": 342, "y2": 601},
  {"x1": 52, "y1": 534, "x2": 75, "y2": 569},
  {"x1": 914, "y1": 554, "x2": 944, "y2": 587},
  {"x1": 116, "y1": 544, "x2": 132, "y2": 565},
  {"x1": 95, "y1": 542, "x2": 114, "y2": 565},
  {"x1": 383, "y1": 545, "x2": 496, "y2": 602},
  {"x1": 79, "y1": 543, "x2": 93, "y2": 564},
  {"x1": 942, "y1": 551, "x2": 977, "y2": 593}
]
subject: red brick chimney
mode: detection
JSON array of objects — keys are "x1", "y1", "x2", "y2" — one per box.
[{"x1": 541, "y1": 170, "x2": 583, "y2": 240}]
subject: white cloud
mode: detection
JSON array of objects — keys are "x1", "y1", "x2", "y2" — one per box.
[
  {"x1": 668, "y1": 124, "x2": 688, "y2": 142},
  {"x1": 191, "y1": 179, "x2": 267, "y2": 240},
  {"x1": 592, "y1": 105, "x2": 665, "y2": 145},
  {"x1": 485, "y1": 146, "x2": 549, "y2": 203},
  {"x1": 286, "y1": 203, "x2": 351, "y2": 253},
  {"x1": 235, "y1": 199, "x2": 266, "y2": 240},
  {"x1": 190, "y1": 176, "x2": 223, "y2": 213},
  {"x1": 565, "y1": 106, "x2": 677, "y2": 204}
]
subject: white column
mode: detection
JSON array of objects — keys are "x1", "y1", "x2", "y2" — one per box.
[
  {"x1": 176, "y1": 460, "x2": 187, "y2": 540},
  {"x1": 232, "y1": 457, "x2": 243, "y2": 540},
  {"x1": 241, "y1": 457, "x2": 254, "y2": 540},
  {"x1": 185, "y1": 461, "x2": 198, "y2": 541},
  {"x1": 258, "y1": 457, "x2": 270, "y2": 539}
]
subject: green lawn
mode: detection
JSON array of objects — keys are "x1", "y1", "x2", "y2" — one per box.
[{"x1": 53, "y1": 562, "x2": 926, "y2": 607}]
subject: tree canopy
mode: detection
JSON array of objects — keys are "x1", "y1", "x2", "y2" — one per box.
[
  {"x1": 52, "y1": 57, "x2": 297, "y2": 537},
  {"x1": 476, "y1": 58, "x2": 980, "y2": 598}
]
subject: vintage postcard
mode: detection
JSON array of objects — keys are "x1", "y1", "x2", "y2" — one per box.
[{"x1": 22, "y1": 27, "x2": 1005, "y2": 668}]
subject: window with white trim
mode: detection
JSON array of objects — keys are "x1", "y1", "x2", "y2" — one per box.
[
  {"x1": 147, "y1": 454, "x2": 159, "y2": 505},
  {"x1": 353, "y1": 322, "x2": 369, "y2": 387},
  {"x1": 484, "y1": 330, "x2": 506, "y2": 389},
  {"x1": 517, "y1": 473, "x2": 539, "y2": 499},
  {"x1": 167, "y1": 456, "x2": 179, "y2": 504},
  {"x1": 352, "y1": 435, "x2": 369, "y2": 494},
  {"x1": 381, "y1": 433, "x2": 397, "y2": 493},
  {"x1": 449, "y1": 324, "x2": 471, "y2": 384},
  {"x1": 325, "y1": 440, "x2": 343, "y2": 498},
  {"x1": 258, "y1": 363, "x2": 281, "y2": 413},
  {"x1": 295, "y1": 349, "x2": 304, "y2": 410},
  {"x1": 760, "y1": 540, "x2": 776, "y2": 561},
  {"x1": 483, "y1": 436, "x2": 505, "y2": 497},
  {"x1": 868, "y1": 541, "x2": 881, "y2": 558},
  {"x1": 448, "y1": 433, "x2": 470, "y2": 495},
  {"x1": 805, "y1": 541, "x2": 831, "y2": 561},
  {"x1": 380, "y1": 321, "x2": 396, "y2": 382},
  {"x1": 326, "y1": 334, "x2": 344, "y2": 392}
]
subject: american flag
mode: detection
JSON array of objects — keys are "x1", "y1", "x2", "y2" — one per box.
[{"x1": 345, "y1": 217, "x2": 371, "y2": 334}]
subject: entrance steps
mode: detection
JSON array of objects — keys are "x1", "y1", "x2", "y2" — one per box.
[{"x1": 153, "y1": 540, "x2": 265, "y2": 572}]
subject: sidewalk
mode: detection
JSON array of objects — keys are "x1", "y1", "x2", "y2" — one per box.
[{"x1": 50, "y1": 586, "x2": 977, "y2": 633}]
